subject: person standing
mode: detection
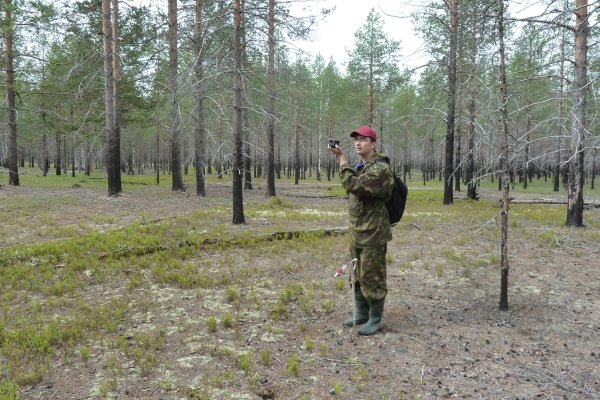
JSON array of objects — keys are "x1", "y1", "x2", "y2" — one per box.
[{"x1": 329, "y1": 125, "x2": 394, "y2": 335}]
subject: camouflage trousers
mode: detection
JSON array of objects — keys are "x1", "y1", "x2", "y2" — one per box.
[{"x1": 350, "y1": 244, "x2": 388, "y2": 301}]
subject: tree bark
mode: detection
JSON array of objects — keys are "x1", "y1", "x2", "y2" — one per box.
[
  {"x1": 232, "y1": 0, "x2": 245, "y2": 224},
  {"x1": 194, "y1": 0, "x2": 206, "y2": 196},
  {"x1": 41, "y1": 107, "x2": 49, "y2": 176},
  {"x1": 241, "y1": 0, "x2": 252, "y2": 191},
  {"x1": 294, "y1": 106, "x2": 300, "y2": 185},
  {"x1": 55, "y1": 132, "x2": 61, "y2": 175},
  {"x1": 591, "y1": 148, "x2": 597, "y2": 190},
  {"x1": 443, "y1": 0, "x2": 458, "y2": 204},
  {"x1": 265, "y1": 0, "x2": 276, "y2": 196},
  {"x1": 155, "y1": 84, "x2": 161, "y2": 185},
  {"x1": 111, "y1": 0, "x2": 122, "y2": 191},
  {"x1": 101, "y1": 0, "x2": 118, "y2": 196},
  {"x1": 4, "y1": 0, "x2": 18, "y2": 186},
  {"x1": 466, "y1": 2, "x2": 478, "y2": 200},
  {"x1": 554, "y1": 38, "x2": 565, "y2": 192},
  {"x1": 169, "y1": 0, "x2": 185, "y2": 192},
  {"x1": 566, "y1": 0, "x2": 587, "y2": 227},
  {"x1": 497, "y1": 0, "x2": 510, "y2": 311},
  {"x1": 523, "y1": 103, "x2": 531, "y2": 190}
]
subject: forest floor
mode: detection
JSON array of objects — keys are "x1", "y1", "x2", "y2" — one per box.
[{"x1": 1, "y1": 174, "x2": 599, "y2": 400}]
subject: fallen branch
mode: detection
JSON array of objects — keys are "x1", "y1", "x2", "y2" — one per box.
[{"x1": 97, "y1": 226, "x2": 350, "y2": 260}]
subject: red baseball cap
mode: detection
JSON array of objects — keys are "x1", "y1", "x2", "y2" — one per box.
[{"x1": 350, "y1": 126, "x2": 377, "y2": 142}]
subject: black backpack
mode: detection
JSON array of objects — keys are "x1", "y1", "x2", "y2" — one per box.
[{"x1": 386, "y1": 174, "x2": 408, "y2": 225}]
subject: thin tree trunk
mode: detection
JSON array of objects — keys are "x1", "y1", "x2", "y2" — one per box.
[
  {"x1": 111, "y1": 0, "x2": 123, "y2": 190},
  {"x1": 368, "y1": 62, "x2": 374, "y2": 126},
  {"x1": 85, "y1": 140, "x2": 91, "y2": 175},
  {"x1": 591, "y1": 148, "x2": 597, "y2": 190},
  {"x1": 102, "y1": 0, "x2": 118, "y2": 196},
  {"x1": 41, "y1": 108, "x2": 49, "y2": 176},
  {"x1": 294, "y1": 110, "x2": 300, "y2": 185},
  {"x1": 443, "y1": 0, "x2": 458, "y2": 204},
  {"x1": 497, "y1": 0, "x2": 510, "y2": 311},
  {"x1": 241, "y1": 0, "x2": 252, "y2": 191},
  {"x1": 4, "y1": 0, "x2": 18, "y2": 185},
  {"x1": 265, "y1": 0, "x2": 276, "y2": 196},
  {"x1": 232, "y1": 0, "x2": 245, "y2": 224},
  {"x1": 455, "y1": 28, "x2": 464, "y2": 193},
  {"x1": 194, "y1": 0, "x2": 206, "y2": 196},
  {"x1": 54, "y1": 133, "x2": 62, "y2": 176},
  {"x1": 554, "y1": 38, "x2": 565, "y2": 192},
  {"x1": 466, "y1": 2, "x2": 478, "y2": 200},
  {"x1": 316, "y1": 90, "x2": 324, "y2": 181},
  {"x1": 155, "y1": 86, "x2": 161, "y2": 185},
  {"x1": 62, "y1": 134, "x2": 68, "y2": 175},
  {"x1": 169, "y1": 0, "x2": 184, "y2": 192},
  {"x1": 566, "y1": 0, "x2": 587, "y2": 227},
  {"x1": 523, "y1": 102, "x2": 531, "y2": 190}
]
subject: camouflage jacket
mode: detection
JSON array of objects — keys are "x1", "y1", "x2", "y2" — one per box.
[{"x1": 340, "y1": 154, "x2": 394, "y2": 246}]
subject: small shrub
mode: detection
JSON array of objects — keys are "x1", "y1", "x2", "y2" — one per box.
[
  {"x1": 271, "y1": 300, "x2": 287, "y2": 320},
  {"x1": 206, "y1": 317, "x2": 217, "y2": 332},
  {"x1": 0, "y1": 379, "x2": 19, "y2": 400},
  {"x1": 260, "y1": 348, "x2": 271, "y2": 366},
  {"x1": 286, "y1": 353, "x2": 300, "y2": 377},
  {"x1": 237, "y1": 352, "x2": 253, "y2": 374},
  {"x1": 322, "y1": 299, "x2": 335, "y2": 313},
  {"x1": 98, "y1": 378, "x2": 117, "y2": 398},
  {"x1": 333, "y1": 382, "x2": 343, "y2": 397},
  {"x1": 222, "y1": 312, "x2": 233, "y2": 328},
  {"x1": 226, "y1": 286, "x2": 240, "y2": 303},
  {"x1": 305, "y1": 336, "x2": 314, "y2": 352},
  {"x1": 80, "y1": 346, "x2": 91, "y2": 362}
]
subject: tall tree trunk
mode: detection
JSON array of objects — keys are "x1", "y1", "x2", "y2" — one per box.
[
  {"x1": 111, "y1": 0, "x2": 122, "y2": 190},
  {"x1": 232, "y1": 0, "x2": 245, "y2": 224},
  {"x1": 591, "y1": 148, "x2": 597, "y2": 190},
  {"x1": 566, "y1": 0, "x2": 587, "y2": 227},
  {"x1": 455, "y1": 97, "x2": 462, "y2": 192},
  {"x1": 4, "y1": 0, "x2": 18, "y2": 186},
  {"x1": 85, "y1": 140, "x2": 91, "y2": 175},
  {"x1": 55, "y1": 132, "x2": 62, "y2": 175},
  {"x1": 169, "y1": 0, "x2": 184, "y2": 192},
  {"x1": 265, "y1": 0, "x2": 276, "y2": 196},
  {"x1": 497, "y1": 0, "x2": 510, "y2": 311},
  {"x1": 455, "y1": 29, "x2": 464, "y2": 193},
  {"x1": 466, "y1": 2, "x2": 478, "y2": 200},
  {"x1": 368, "y1": 59, "x2": 374, "y2": 126},
  {"x1": 62, "y1": 134, "x2": 68, "y2": 175},
  {"x1": 443, "y1": 0, "x2": 458, "y2": 204},
  {"x1": 316, "y1": 89, "x2": 324, "y2": 181},
  {"x1": 554, "y1": 38, "x2": 565, "y2": 192},
  {"x1": 217, "y1": 102, "x2": 223, "y2": 179},
  {"x1": 41, "y1": 108, "x2": 49, "y2": 176},
  {"x1": 294, "y1": 111, "x2": 300, "y2": 185},
  {"x1": 71, "y1": 140, "x2": 75, "y2": 177},
  {"x1": 241, "y1": 0, "x2": 252, "y2": 191},
  {"x1": 102, "y1": 0, "x2": 118, "y2": 196},
  {"x1": 523, "y1": 102, "x2": 531, "y2": 190},
  {"x1": 194, "y1": 0, "x2": 206, "y2": 196},
  {"x1": 155, "y1": 87, "x2": 161, "y2": 185}
]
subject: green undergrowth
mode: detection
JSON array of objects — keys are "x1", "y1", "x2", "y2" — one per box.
[
  {"x1": 1, "y1": 178, "x2": 598, "y2": 397},
  {"x1": 0, "y1": 199, "x2": 348, "y2": 390}
]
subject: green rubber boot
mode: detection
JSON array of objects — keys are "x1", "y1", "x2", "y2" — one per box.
[
  {"x1": 358, "y1": 298, "x2": 385, "y2": 335},
  {"x1": 342, "y1": 284, "x2": 369, "y2": 327}
]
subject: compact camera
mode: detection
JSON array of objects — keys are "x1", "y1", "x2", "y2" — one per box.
[{"x1": 328, "y1": 139, "x2": 340, "y2": 148}]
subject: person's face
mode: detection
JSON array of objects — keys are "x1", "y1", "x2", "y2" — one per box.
[{"x1": 354, "y1": 135, "x2": 376, "y2": 158}]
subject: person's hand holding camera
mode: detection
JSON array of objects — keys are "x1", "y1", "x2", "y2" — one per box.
[{"x1": 327, "y1": 138, "x2": 346, "y2": 165}]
